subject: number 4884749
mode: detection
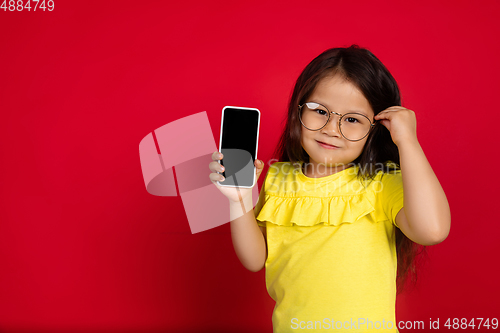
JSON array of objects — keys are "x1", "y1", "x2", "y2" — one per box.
[
  {"x1": 1, "y1": 0, "x2": 55, "y2": 11},
  {"x1": 444, "y1": 318, "x2": 498, "y2": 330}
]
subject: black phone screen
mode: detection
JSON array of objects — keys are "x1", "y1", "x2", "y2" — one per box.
[{"x1": 219, "y1": 107, "x2": 260, "y2": 187}]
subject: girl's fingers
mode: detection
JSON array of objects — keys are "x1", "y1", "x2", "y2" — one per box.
[
  {"x1": 211, "y1": 151, "x2": 223, "y2": 161},
  {"x1": 209, "y1": 160, "x2": 225, "y2": 173},
  {"x1": 209, "y1": 150, "x2": 224, "y2": 173},
  {"x1": 377, "y1": 107, "x2": 404, "y2": 115},
  {"x1": 209, "y1": 172, "x2": 225, "y2": 183},
  {"x1": 375, "y1": 112, "x2": 389, "y2": 119},
  {"x1": 375, "y1": 110, "x2": 398, "y2": 119}
]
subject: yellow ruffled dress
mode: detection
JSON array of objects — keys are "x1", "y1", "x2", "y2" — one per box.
[{"x1": 254, "y1": 161, "x2": 404, "y2": 333}]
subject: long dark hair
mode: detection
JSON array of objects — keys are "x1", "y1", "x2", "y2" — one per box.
[{"x1": 273, "y1": 44, "x2": 427, "y2": 294}]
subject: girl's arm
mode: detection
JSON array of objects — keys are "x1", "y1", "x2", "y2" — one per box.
[
  {"x1": 374, "y1": 107, "x2": 451, "y2": 246},
  {"x1": 395, "y1": 139, "x2": 451, "y2": 245},
  {"x1": 230, "y1": 194, "x2": 267, "y2": 272}
]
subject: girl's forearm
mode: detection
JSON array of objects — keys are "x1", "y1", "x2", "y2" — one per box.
[
  {"x1": 398, "y1": 139, "x2": 451, "y2": 242},
  {"x1": 229, "y1": 195, "x2": 267, "y2": 272}
]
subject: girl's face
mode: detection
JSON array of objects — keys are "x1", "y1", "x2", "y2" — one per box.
[{"x1": 300, "y1": 74, "x2": 375, "y2": 177}]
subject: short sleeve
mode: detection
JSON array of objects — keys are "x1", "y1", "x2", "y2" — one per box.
[{"x1": 379, "y1": 171, "x2": 405, "y2": 227}]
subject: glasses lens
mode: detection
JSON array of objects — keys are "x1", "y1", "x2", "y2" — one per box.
[
  {"x1": 300, "y1": 102, "x2": 329, "y2": 130},
  {"x1": 340, "y1": 113, "x2": 372, "y2": 141}
]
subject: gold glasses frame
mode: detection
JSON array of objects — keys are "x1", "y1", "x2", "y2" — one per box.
[{"x1": 298, "y1": 102, "x2": 377, "y2": 142}]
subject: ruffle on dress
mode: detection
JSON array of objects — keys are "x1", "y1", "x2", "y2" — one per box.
[{"x1": 256, "y1": 190, "x2": 391, "y2": 227}]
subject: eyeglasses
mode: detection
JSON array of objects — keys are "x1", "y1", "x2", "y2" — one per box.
[{"x1": 298, "y1": 102, "x2": 376, "y2": 142}]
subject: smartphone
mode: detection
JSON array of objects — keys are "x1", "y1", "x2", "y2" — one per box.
[{"x1": 217, "y1": 106, "x2": 260, "y2": 188}]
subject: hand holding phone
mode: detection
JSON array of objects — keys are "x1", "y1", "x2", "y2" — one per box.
[
  {"x1": 209, "y1": 151, "x2": 264, "y2": 203},
  {"x1": 208, "y1": 106, "x2": 262, "y2": 202}
]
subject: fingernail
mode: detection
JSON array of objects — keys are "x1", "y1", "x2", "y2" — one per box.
[
  {"x1": 220, "y1": 176, "x2": 225, "y2": 181},
  {"x1": 221, "y1": 166, "x2": 225, "y2": 171}
]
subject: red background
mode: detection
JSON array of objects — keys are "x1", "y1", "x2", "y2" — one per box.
[{"x1": 1, "y1": 0, "x2": 499, "y2": 332}]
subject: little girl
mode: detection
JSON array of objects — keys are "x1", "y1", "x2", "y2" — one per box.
[{"x1": 209, "y1": 45, "x2": 450, "y2": 332}]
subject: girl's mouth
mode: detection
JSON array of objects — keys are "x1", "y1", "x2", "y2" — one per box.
[{"x1": 316, "y1": 140, "x2": 339, "y2": 149}]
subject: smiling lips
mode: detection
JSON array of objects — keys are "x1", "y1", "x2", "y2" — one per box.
[{"x1": 316, "y1": 140, "x2": 340, "y2": 149}]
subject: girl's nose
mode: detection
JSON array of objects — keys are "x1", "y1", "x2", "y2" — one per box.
[{"x1": 320, "y1": 113, "x2": 342, "y2": 137}]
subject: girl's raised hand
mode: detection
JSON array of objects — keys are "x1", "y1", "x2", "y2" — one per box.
[
  {"x1": 209, "y1": 151, "x2": 265, "y2": 203},
  {"x1": 374, "y1": 106, "x2": 418, "y2": 147}
]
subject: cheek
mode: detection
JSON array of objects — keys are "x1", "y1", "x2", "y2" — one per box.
[
  {"x1": 300, "y1": 131, "x2": 308, "y2": 146},
  {"x1": 357, "y1": 141, "x2": 369, "y2": 154},
  {"x1": 300, "y1": 132, "x2": 314, "y2": 154},
  {"x1": 346, "y1": 141, "x2": 367, "y2": 155}
]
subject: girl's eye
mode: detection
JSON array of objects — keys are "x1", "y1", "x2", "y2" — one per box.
[
  {"x1": 345, "y1": 117, "x2": 359, "y2": 123},
  {"x1": 314, "y1": 109, "x2": 328, "y2": 116}
]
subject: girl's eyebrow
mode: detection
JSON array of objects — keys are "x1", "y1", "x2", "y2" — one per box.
[{"x1": 311, "y1": 100, "x2": 371, "y2": 117}]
